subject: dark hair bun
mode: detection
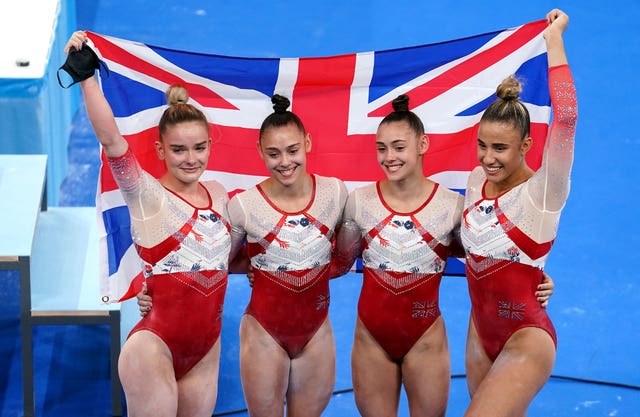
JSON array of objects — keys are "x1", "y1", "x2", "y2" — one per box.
[
  {"x1": 391, "y1": 94, "x2": 410, "y2": 112},
  {"x1": 271, "y1": 94, "x2": 290, "y2": 114},
  {"x1": 496, "y1": 75, "x2": 522, "y2": 101}
]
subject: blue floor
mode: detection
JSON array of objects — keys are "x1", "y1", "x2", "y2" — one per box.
[{"x1": 2, "y1": 0, "x2": 640, "y2": 416}]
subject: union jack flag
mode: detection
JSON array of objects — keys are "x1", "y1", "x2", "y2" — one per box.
[{"x1": 87, "y1": 19, "x2": 552, "y2": 303}]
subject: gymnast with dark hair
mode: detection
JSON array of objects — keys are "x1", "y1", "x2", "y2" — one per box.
[{"x1": 226, "y1": 94, "x2": 348, "y2": 417}]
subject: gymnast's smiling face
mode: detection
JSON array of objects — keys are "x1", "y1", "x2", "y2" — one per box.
[
  {"x1": 258, "y1": 121, "x2": 311, "y2": 188},
  {"x1": 376, "y1": 119, "x2": 428, "y2": 182},
  {"x1": 156, "y1": 120, "x2": 211, "y2": 186}
]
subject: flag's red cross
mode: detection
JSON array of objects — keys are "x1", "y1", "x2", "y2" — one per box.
[
  {"x1": 293, "y1": 21, "x2": 548, "y2": 181},
  {"x1": 90, "y1": 20, "x2": 549, "y2": 187}
]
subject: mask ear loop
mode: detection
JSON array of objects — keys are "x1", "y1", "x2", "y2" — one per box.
[{"x1": 57, "y1": 65, "x2": 76, "y2": 89}]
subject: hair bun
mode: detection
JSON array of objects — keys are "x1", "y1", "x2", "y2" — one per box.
[
  {"x1": 391, "y1": 94, "x2": 410, "y2": 112},
  {"x1": 496, "y1": 75, "x2": 522, "y2": 101},
  {"x1": 166, "y1": 84, "x2": 189, "y2": 106},
  {"x1": 271, "y1": 94, "x2": 290, "y2": 114}
]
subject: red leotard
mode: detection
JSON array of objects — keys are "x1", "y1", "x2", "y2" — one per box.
[
  {"x1": 461, "y1": 65, "x2": 577, "y2": 361},
  {"x1": 228, "y1": 174, "x2": 347, "y2": 357},
  {"x1": 108, "y1": 149, "x2": 231, "y2": 378},
  {"x1": 334, "y1": 182, "x2": 463, "y2": 361}
]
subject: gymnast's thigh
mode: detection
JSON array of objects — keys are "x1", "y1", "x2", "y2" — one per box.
[
  {"x1": 239, "y1": 314, "x2": 290, "y2": 417},
  {"x1": 118, "y1": 330, "x2": 177, "y2": 416},
  {"x1": 464, "y1": 316, "x2": 492, "y2": 398},
  {"x1": 351, "y1": 316, "x2": 402, "y2": 417},
  {"x1": 176, "y1": 339, "x2": 222, "y2": 417},
  {"x1": 464, "y1": 327, "x2": 556, "y2": 417},
  {"x1": 402, "y1": 317, "x2": 450, "y2": 417},
  {"x1": 286, "y1": 318, "x2": 336, "y2": 417}
]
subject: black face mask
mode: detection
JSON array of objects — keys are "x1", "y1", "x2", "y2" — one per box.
[{"x1": 57, "y1": 44, "x2": 109, "y2": 88}]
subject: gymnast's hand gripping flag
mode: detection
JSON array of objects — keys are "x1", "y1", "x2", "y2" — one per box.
[{"x1": 87, "y1": 19, "x2": 552, "y2": 303}]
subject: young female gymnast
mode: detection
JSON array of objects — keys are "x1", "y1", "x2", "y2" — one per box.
[
  {"x1": 460, "y1": 9, "x2": 577, "y2": 417},
  {"x1": 65, "y1": 30, "x2": 242, "y2": 417},
  {"x1": 228, "y1": 94, "x2": 347, "y2": 417}
]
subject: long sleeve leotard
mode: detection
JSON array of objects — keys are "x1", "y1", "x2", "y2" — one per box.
[
  {"x1": 108, "y1": 148, "x2": 231, "y2": 378},
  {"x1": 460, "y1": 65, "x2": 578, "y2": 360}
]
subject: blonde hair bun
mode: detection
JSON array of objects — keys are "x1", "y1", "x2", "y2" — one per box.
[
  {"x1": 165, "y1": 84, "x2": 189, "y2": 105},
  {"x1": 496, "y1": 75, "x2": 522, "y2": 101}
]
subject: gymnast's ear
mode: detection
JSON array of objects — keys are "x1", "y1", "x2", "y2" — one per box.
[
  {"x1": 155, "y1": 140, "x2": 165, "y2": 160},
  {"x1": 419, "y1": 134, "x2": 429, "y2": 156},
  {"x1": 304, "y1": 132, "x2": 312, "y2": 153}
]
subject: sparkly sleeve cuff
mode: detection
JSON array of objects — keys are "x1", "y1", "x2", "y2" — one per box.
[
  {"x1": 107, "y1": 147, "x2": 143, "y2": 192},
  {"x1": 548, "y1": 64, "x2": 577, "y2": 131}
]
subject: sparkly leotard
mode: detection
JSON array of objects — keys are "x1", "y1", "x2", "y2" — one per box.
[
  {"x1": 108, "y1": 148, "x2": 231, "y2": 378},
  {"x1": 228, "y1": 174, "x2": 347, "y2": 358},
  {"x1": 333, "y1": 182, "x2": 463, "y2": 361},
  {"x1": 460, "y1": 65, "x2": 577, "y2": 361}
]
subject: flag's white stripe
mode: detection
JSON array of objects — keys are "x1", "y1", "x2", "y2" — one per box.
[
  {"x1": 100, "y1": 189, "x2": 126, "y2": 211},
  {"x1": 201, "y1": 171, "x2": 268, "y2": 190},
  {"x1": 416, "y1": 34, "x2": 547, "y2": 132},
  {"x1": 347, "y1": 25, "x2": 548, "y2": 135},
  {"x1": 103, "y1": 245, "x2": 143, "y2": 303},
  {"x1": 113, "y1": 107, "x2": 164, "y2": 136},
  {"x1": 527, "y1": 104, "x2": 551, "y2": 124},
  {"x1": 349, "y1": 51, "x2": 378, "y2": 133},
  {"x1": 274, "y1": 58, "x2": 300, "y2": 104},
  {"x1": 427, "y1": 170, "x2": 471, "y2": 190},
  {"x1": 94, "y1": 35, "x2": 272, "y2": 129}
]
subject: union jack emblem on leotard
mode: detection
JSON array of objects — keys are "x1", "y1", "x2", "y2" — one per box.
[
  {"x1": 412, "y1": 300, "x2": 438, "y2": 319},
  {"x1": 498, "y1": 301, "x2": 526, "y2": 320},
  {"x1": 316, "y1": 292, "x2": 330, "y2": 311}
]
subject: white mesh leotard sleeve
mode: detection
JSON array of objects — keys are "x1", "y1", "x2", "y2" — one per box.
[
  {"x1": 107, "y1": 147, "x2": 166, "y2": 221},
  {"x1": 527, "y1": 65, "x2": 578, "y2": 212},
  {"x1": 331, "y1": 190, "x2": 363, "y2": 278},
  {"x1": 227, "y1": 194, "x2": 248, "y2": 262}
]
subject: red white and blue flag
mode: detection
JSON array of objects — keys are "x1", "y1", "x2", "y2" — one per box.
[{"x1": 87, "y1": 19, "x2": 551, "y2": 303}]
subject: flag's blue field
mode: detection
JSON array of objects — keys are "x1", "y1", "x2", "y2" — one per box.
[{"x1": 1, "y1": 1, "x2": 639, "y2": 416}]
